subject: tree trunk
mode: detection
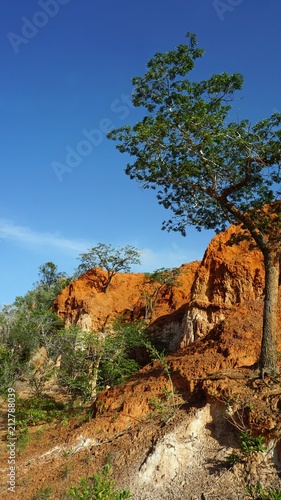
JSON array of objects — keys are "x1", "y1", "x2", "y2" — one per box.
[
  {"x1": 89, "y1": 357, "x2": 100, "y2": 400},
  {"x1": 260, "y1": 251, "x2": 280, "y2": 376}
]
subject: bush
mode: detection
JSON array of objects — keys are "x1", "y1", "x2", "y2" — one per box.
[
  {"x1": 246, "y1": 483, "x2": 281, "y2": 499},
  {"x1": 63, "y1": 464, "x2": 130, "y2": 499},
  {"x1": 16, "y1": 396, "x2": 64, "y2": 427}
]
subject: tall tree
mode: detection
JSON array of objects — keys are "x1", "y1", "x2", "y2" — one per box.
[{"x1": 108, "y1": 33, "x2": 281, "y2": 376}]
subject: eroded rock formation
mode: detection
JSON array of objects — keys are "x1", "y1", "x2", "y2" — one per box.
[
  {"x1": 54, "y1": 224, "x2": 268, "y2": 351},
  {"x1": 182, "y1": 225, "x2": 265, "y2": 342},
  {"x1": 53, "y1": 262, "x2": 199, "y2": 351}
]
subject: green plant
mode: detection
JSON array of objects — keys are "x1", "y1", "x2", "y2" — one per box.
[
  {"x1": 62, "y1": 449, "x2": 73, "y2": 458},
  {"x1": 31, "y1": 486, "x2": 53, "y2": 499},
  {"x1": 226, "y1": 452, "x2": 241, "y2": 466},
  {"x1": 16, "y1": 396, "x2": 64, "y2": 427},
  {"x1": 17, "y1": 427, "x2": 30, "y2": 454},
  {"x1": 240, "y1": 431, "x2": 266, "y2": 454},
  {"x1": 59, "y1": 462, "x2": 72, "y2": 480},
  {"x1": 246, "y1": 483, "x2": 281, "y2": 499},
  {"x1": 149, "y1": 389, "x2": 174, "y2": 419},
  {"x1": 0, "y1": 346, "x2": 20, "y2": 394},
  {"x1": 226, "y1": 431, "x2": 266, "y2": 467},
  {"x1": 142, "y1": 267, "x2": 181, "y2": 319},
  {"x1": 58, "y1": 322, "x2": 146, "y2": 403},
  {"x1": 26, "y1": 361, "x2": 55, "y2": 399},
  {"x1": 63, "y1": 464, "x2": 131, "y2": 499},
  {"x1": 145, "y1": 342, "x2": 176, "y2": 412}
]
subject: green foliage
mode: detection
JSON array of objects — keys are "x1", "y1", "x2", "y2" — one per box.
[
  {"x1": 246, "y1": 483, "x2": 281, "y2": 499},
  {"x1": 144, "y1": 267, "x2": 180, "y2": 288},
  {"x1": 144, "y1": 342, "x2": 178, "y2": 419},
  {"x1": 0, "y1": 346, "x2": 20, "y2": 394},
  {"x1": 0, "y1": 259, "x2": 150, "y2": 412},
  {"x1": 59, "y1": 462, "x2": 72, "y2": 480},
  {"x1": 0, "y1": 261, "x2": 69, "y2": 394},
  {"x1": 16, "y1": 396, "x2": 64, "y2": 427},
  {"x1": 149, "y1": 388, "x2": 175, "y2": 420},
  {"x1": 226, "y1": 431, "x2": 266, "y2": 467},
  {"x1": 76, "y1": 243, "x2": 141, "y2": 292},
  {"x1": 144, "y1": 342, "x2": 171, "y2": 376},
  {"x1": 226, "y1": 452, "x2": 241, "y2": 466},
  {"x1": 97, "y1": 320, "x2": 149, "y2": 389},
  {"x1": 16, "y1": 426, "x2": 31, "y2": 454},
  {"x1": 99, "y1": 357, "x2": 139, "y2": 388},
  {"x1": 57, "y1": 327, "x2": 95, "y2": 402},
  {"x1": 239, "y1": 431, "x2": 266, "y2": 454},
  {"x1": 58, "y1": 321, "x2": 149, "y2": 402},
  {"x1": 31, "y1": 486, "x2": 53, "y2": 500},
  {"x1": 38, "y1": 262, "x2": 67, "y2": 289},
  {"x1": 0, "y1": 306, "x2": 64, "y2": 393},
  {"x1": 63, "y1": 464, "x2": 131, "y2": 499},
  {"x1": 17, "y1": 261, "x2": 71, "y2": 312},
  {"x1": 109, "y1": 32, "x2": 281, "y2": 237}
]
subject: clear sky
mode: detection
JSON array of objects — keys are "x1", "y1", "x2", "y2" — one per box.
[{"x1": 0, "y1": 0, "x2": 280, "y2": 306}]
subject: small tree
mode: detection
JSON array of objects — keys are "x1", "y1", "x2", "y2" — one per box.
[
  {"x1": 36, "y1": 261, "x2": 70, "y2": 309},
  {"x1": 143, "y1": 267, "x2": 181, "y2": 319},
  {"x1": 38, "y1": 262, "x2": 66, "y2": 289},
  {"x1": 58, "y1": 321, "x2": 148, "y2": 402},
  {"x1": 76, "y1": 243, "x2": 141, "y2": 292},
  {"x1": 108, "y1": 33, "x2": 281, "y2": 376}
]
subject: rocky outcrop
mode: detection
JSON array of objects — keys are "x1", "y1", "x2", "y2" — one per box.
[
  {"x1": 54, "y1": 224, "x2": 269, "y2": 351},
  {"x1": 182, "y1": 225, "x2": 265, "y2": 342},
  {"x1": 53, "y1": 263, "x2": 200, "y2": 351},
  {"x1": 53, "y1": 213, "x2": 281, "y2": 358}
]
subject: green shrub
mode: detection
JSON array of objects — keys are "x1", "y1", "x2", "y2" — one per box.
[
  {"x1": 246, "y1": 483, "x2": 281, "y2": 499},
  {"x1": 16, "y1": 396, "x2": 64, "y2": 427},
  {"x1": 239, "y1": 431, "x2": 266, "y2": 454},
  {"x1": 63, "y1": 464, "x2": 130, "y2": 499},
  {"x1": 226, "y1": 431, "x2": 267, "y2": 467}
]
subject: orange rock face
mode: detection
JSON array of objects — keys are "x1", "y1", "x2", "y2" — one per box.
[
  {"x1": 54, "y1": 223, "x2": 277, "y2": 351},
  {"x1": 183, "y1": 224, "x2": 265, "y2": 341},
  {"x1": 53, "y1": 263, "x2": 200, "y2": 350}
]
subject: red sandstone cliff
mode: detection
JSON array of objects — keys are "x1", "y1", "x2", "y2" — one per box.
[
  {"x1": 182, "y1": 224, "x2": 265, "y2": 342},
  {"x1": 54, "y1": 224, "x2": 268, "y2": 351},
  {"x1": 53, "y1": 262, "x2": 199, "y2": 351}
]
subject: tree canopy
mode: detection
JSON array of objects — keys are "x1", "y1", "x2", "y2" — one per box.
[
  {"x1": 108, "y1": 32, "x2": 281, "y2": 376},
  {"x1": 76, "y1": 243, "x2": 141, "y2": 292}
]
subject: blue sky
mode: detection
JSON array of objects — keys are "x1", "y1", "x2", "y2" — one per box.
[{"x1": 0, "y1": 0, "x2": 280, "y2": 305}]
